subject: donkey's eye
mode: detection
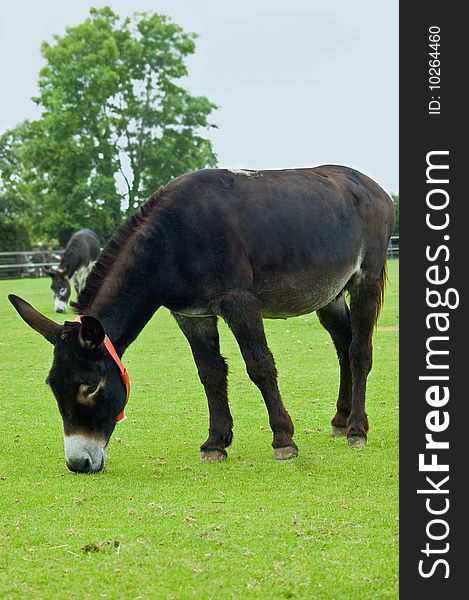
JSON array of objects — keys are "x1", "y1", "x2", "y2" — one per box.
[
  {"x1": 77, "y1": 379, "x2": 105, "y2": 403},
  {"x1": 85, "y1": 384, "x2": 99, "y2": 396},
  {"x1": 78, "y1": 382, "x2": 100, "y2": 399}
]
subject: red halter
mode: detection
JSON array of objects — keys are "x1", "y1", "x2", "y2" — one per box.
[{"x1": 74, "y1": 316, "x2": 130, "y2": 423}]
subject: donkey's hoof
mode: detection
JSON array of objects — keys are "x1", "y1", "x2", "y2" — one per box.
[
  {"x1": 331, "y1": 426, "x2": 347, "y2": 437},
  {"x1": 347, "y1": 435, "x2": 366, "y2": 449},
  {"x1": 274, "y1": 446, "x2": 298, "y2": 460},
  {"x1": 200, "y1": 449, "x2": 227, "y2": 463}
]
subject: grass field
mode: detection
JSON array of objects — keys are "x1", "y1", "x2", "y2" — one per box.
[{"x1": 0, "y1": 259, "x2": 399, "y2": 599}]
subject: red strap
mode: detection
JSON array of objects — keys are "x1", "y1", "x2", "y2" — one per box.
[
  {"x1": 74, "y1": 316, "x2": 130, "y2": 423},
  {"x1": 104, "y1": 334, "x2": 130, "y2": 422}
]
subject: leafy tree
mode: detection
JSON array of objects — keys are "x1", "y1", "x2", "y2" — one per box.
[
  {"x1": 0, "y1": 124, "x2": 35, "y2": 250},
  {"x1": 0, "y1": 171, "x2": 32, "y2": 251},
  {"x1": 0, "y1": 218, "x2": 31, "y2": 252},
  {"x1": 0, "y1": 7, "x2": 217, "y2": 245}
]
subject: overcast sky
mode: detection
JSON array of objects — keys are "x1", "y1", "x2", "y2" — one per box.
[{"x1": 0, "y1": 0, "x2": 398, "y2": 193}]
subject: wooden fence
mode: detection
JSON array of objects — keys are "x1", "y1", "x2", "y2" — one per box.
[{"x1": 0, "y1": 250, "x2": 64, "y2": 280}]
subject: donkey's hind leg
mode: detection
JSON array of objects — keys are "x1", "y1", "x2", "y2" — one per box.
[
  {"x1": 317, "y1": 293, "x2": 352, "y2": 437},
  {"x1": 218, "y1": 291, "x2": 298, "y2": 460},
  {"x1": 346, "y1": 267, "x2": 385, "y2": 448},
  {"x1": 173, "y1": 314, "x2": 233, "y2": 462}
]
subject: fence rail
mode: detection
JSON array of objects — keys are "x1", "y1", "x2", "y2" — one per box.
[
  {"x1": 0, "y1": 250, "x2": 64, "y2": 280},
  {"x1": 388, "y1": 235, "x2": 399, "y2": 259}
]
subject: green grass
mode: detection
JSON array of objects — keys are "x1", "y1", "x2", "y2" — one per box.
[{"x1": 0, "y1": 260, "x2": 399, "y2": 599}]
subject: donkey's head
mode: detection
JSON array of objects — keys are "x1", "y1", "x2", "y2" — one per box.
[
  {"x1": 8, "y1": 295, "x2": 128, "y2": 474},
  {"x1": 44, "y1": 268, "x2": 71, "y2": 313}
]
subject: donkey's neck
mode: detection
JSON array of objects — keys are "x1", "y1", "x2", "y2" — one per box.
[
  {"x1": 75, "y1": 188, "x2": 168, "y2": 355},
  {"x1": 59, "y1": 247, "x2": 80, "y2": 277},
  {"x1": 87, "y1": 274, "x2": 161, "y2": 356}
]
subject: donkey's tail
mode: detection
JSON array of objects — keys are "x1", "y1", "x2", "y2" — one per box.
[
  {"x1": 375, "y1": 259, "x2": 388, "y2": 324},
  {"x1": 374, "y1": 191, "x2": 395, "y2": 324}
]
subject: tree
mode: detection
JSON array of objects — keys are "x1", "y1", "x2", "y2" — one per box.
[
  {"x1": 0, "y1": 217, "x2": 31, "y2": 252},
  {"x1": 0, "y1": 7, "x2": 217, "y2": 245},
  {"x1": 0, "y1": 123, "x2": 36, "y2": 250},
  {"x1": 0, "y1": 182, "x2": 32, "y2": 251}
]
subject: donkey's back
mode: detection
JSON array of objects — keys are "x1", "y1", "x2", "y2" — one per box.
[
  {"x1": 154, "y1": 165, "x2": 394, "y2": 318},
  {"x1": 66, "y1": 229, "x2": 100, "y2": 267}
]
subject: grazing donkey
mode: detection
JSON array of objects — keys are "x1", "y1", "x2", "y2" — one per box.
[
  {"x1": 9, "y1": 166, "x2": 394, "y2": 473},
  {"x1": 44, "y1": 228, "x2": 100, "y2": 313}
]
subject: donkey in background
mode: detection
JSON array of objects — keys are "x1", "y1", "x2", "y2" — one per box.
[
  {"x1": 9, "y1": 166, "x2": 394, "y2": 473},
  {"x1": 45, "y1": 228, "x2": 100, "y2": 313}
]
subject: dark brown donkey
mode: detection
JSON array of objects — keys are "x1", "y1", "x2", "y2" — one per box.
[{"x1": 9, "y1": 166, "x2": 394, "y2": 473}]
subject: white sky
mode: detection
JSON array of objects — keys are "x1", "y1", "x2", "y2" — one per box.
[{"x1": 0, "y1": 0, "x2": 398, "y2": 193}]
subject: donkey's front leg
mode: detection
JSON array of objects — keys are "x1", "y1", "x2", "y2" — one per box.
[
  {"x1": 173, "y1": 314, "x2": 233, "y2": 462},
  {"x1": 218, "y1": 291, "x2": 298, "y2": 460}
]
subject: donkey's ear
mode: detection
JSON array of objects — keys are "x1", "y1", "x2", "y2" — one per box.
[
  {"x1": 8, "y1": 294, "x2": 61, "y2": 345},
  {"x1": 78, "y1": 316, "x2": 105, "y2": 351}
]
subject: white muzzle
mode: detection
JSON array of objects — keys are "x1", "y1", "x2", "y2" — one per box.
[{"x1": 64, "y1": 434, "x2": 106, "y2": 473}]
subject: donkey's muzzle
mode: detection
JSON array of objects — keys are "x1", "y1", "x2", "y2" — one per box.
[
  {"x1": 66, "y1": 454, "x2": 105, "y2": 473},
  {"x1": 64, "y1": 434, "x2": 106, "y2": 474},
  {"x1": 54, "y1": 299, "x2": 68, "y2": 313},
  {"x1": 67, "y1": 455, "x2": 91, "y2": 473}
]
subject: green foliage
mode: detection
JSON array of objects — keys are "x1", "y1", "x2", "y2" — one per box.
[
  {"x1": 1, "y1": 261, "x2": 399, "y2": 597},
  {"x1": 391, "y1": 194, "x2": 399, "y2": 236},
  {"x1": 0, "y1": 7, "x2": 217, "y2": 245},
  {"x1": 0, "y1": 136, "x2": 33, "y2": 250},
  {"x1": 0, "y1": 219, "x2": 31, "y2": 251}
]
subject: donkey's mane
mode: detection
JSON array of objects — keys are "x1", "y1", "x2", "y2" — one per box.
[{"x1": 72, "y1": 187, "x2": 166, "y2": 313}]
